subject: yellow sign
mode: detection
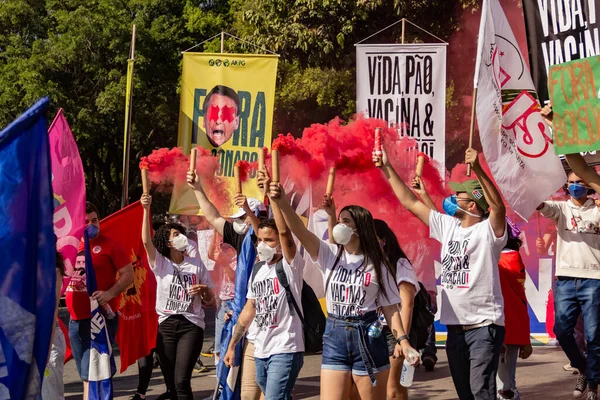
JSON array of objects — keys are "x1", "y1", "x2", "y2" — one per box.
[{"x1": 170, "y1": 52, "x2": 278, "y2": 215}]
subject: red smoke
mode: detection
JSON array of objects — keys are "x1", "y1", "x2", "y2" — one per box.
[
  {"x1": 139, "y1": 146, "x2": 231, "y2": 213},
  {"x1": 272, "y1": 117, "x2": 451, "y2": 262},
  {"x1": 235, "y1": 160, "x2": 253, "y2": 183}
]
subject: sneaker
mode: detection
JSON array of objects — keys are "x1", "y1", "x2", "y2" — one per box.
[
  {"x1": 422, "y1": 355, "x2": 436, "y2": 372},
  {"x1": 156, "y1": 391, "x2": 172, "y2": 400},
  {"x1": 201, "y1": 343, "x2": 215, "y2": 357},
  {"x1": 194, "y1": 360, "x2": 209, "y2": 373},
  {"x1": 565, "y1": 363, "x2": 581, "y2": 374},
  {"x1": 574, "y1": 375, "x2": 588, "y2": 398},
  {"x1": 128, "y1": 393, "x2": 144, "y2": 400},
  {"x1": 587, "y1": 391, "x2": 598, "y2": 400}
]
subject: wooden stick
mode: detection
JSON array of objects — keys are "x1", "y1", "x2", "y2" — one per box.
[
  {"x1": 190, "y1": 148, "x2": 197, "y2": 174},
  {"x1": 272, "y1": 150, "x2": 280, "y2": 183},
  {"x1": 401, "y1": 18, "x2": 406, "y2": 44},
  {"x1": 416, "y1": 155, "x2": 425, "y2": 177},
  {"x1": 537, "y1": 212, "x2": 542, "y2": 238},
  {"x1": 466, "y1": 87, "x2": 478, "y2": 177},
  {"x1": 141, "y1": 168, "x2": 149, "y2": 195},
  {"x1": 258, "y1": 147, "x2": 265, "y2": 171},
  {"x1": 234, "y1": 165, "x2": 242, "y2": 194},
  {"x1": 326, "y1": 168, "x2": 336, "y2": 196}
]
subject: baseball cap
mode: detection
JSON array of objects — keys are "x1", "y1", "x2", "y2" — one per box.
[
  {"x1": 448, "y1": 180, "x2": 489, "y2": 213},
  {"x1": 230, "y1": 198, "x2": 266, "y2": 219}
]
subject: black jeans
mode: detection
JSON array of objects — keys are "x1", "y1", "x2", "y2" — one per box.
[
  {"x1": 137, "y1": 349, "x2": 155, "y2": 395},
  {"x1": 446, "y1": 324, "x2": 505, "y2": 400},
  {"x1": 156, "y1": 315, "x2": 204, "y2": 400}
]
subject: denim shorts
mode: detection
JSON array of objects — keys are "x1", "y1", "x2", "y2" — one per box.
[
  {"x1": 69, "y1": 316, "x2": 118, "y2": 381},
  {"x1": 321, "y1": 312, "x2": 390, "y2": 381}
]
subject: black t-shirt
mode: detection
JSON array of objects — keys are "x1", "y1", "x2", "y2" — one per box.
[{"x1": 223, "y1": 220, "x2": 257, "y2": 256}]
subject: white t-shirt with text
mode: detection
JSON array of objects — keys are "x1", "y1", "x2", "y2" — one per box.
[
  {"x1": 380, "y1": 258, "x2": 420, "y2": 327},
  {"x1": 247, "y1": 253, "x2": 305, "y2": 358},
  {"x1": 150, "y1": 249, "x2": 214, "y2": 329},
  {"x1": 312, "y1": 240, "x2": 400, "y2": 317},
  {"x1": 429, "y1": 211, "x2": 507, "y2": 326},
  {"x1": 540, "y1": 199, "x2": 600, "y2": 279}
]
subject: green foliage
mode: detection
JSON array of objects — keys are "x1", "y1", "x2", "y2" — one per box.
[{"x1": 0, "y1": 0, "x2": 481, "y2": 214}]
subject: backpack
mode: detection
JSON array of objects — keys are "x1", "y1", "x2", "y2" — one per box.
[
  {"x1": 409, "y1": 282, "x2": 435, "y2": 350},
  {"x1": 251, "y1": 259, "x2": 326, "y2": 353}
]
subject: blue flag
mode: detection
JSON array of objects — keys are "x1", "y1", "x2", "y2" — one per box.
[
  {"x1": 217, "y1": 225, "x2": 257, "y2": 400},
  {"x1": 0, "y1": 98, "x2": 56, "y2": 399},
  {"x1": 84, "y1": 230, "x2": 116, "y2": 400}
]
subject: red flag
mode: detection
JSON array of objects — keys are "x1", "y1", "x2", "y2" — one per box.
[{"x1": 100, "y1": 201, "x2": 158, "y2": 373}]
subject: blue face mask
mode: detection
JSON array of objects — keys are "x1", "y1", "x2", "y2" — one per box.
[
  {"x1": 442, "y1": 195, "x2": 458, "y2": 217},
  {"x1": 85, "y1": 224, "x2": 99, "y2": 240},
  {"x1": 568, "y1": 183, "x2": 588, "y2": 199}
]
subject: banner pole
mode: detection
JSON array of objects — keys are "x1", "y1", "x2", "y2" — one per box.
[
  {"x1": 401, "y1": 18, "x2": 405, "y2": 44},
  {"x1": 466, "y1": 87, "x2": 477, "y2": 177},
  {"x1": 121, "y1": 24, "x2": 136, "y2": 208},
  {"x1": 221, "y1": 31, "x2": 225, "y2": 53}
]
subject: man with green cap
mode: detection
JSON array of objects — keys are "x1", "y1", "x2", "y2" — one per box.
[{"x1": 374, "y1": 146, "x2": 507, "y2": 400}]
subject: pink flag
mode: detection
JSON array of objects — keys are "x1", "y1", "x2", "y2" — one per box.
[{"x1": 49, "y1": 109, "x2": 86, "y2": 287}]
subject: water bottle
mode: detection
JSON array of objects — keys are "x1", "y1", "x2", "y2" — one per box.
[
  {"x1": 103, "y1": 303, "x2": 116, "y2": 320},
  {"x1": 400, "y1": 348, "x2": 420, "y2": 387},
  {"x1": 367, "y1": 319, "x2": 383, "y2": 338}
]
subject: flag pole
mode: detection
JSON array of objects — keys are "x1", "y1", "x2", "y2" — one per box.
[
  {"x1": 121, "y1": 24, "x2": 137, "y2": 208},
  {"x1": 221, "y1": 31, "x2": 225, "y2": 53},
  {"x1": 466, "y1": 87, "x2": 478, "y2": 176},
  {"x1": 401, "y1": 18, "x2": 406, "y2": 44}
]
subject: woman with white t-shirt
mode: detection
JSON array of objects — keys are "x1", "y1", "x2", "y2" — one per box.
[
  {"x1": 141, "y1": 194, "x2": 215, "y2": 400},
  {"x1": 374, "y1": 219, "x2": 419, "y2": 400},
  {"x1": 270, "y1": 183, "x2": 419, "y2": 400}
]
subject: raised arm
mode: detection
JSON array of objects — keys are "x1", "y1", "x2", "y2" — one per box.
[
  {"x1": 565, "y1": 153, "x2": 600, "y2": 193},
  {"x1": 269, "y1": 182, "x2": 321, "y2": 260},
  {"x1": 141, "y1": 193, "x2": 157, "y2": 267},
  {"x1": 374, "y1": 147, "x2": 431, "y2": 226},
  {"x1": 466, "y1": 148, "x2": 506, "y2": 238},
  {"x1": 234, "y1": 193, "x2": 261, "y2": 234},
  {"x1": 321, "y1": 195, "x2": 337, "y2": 244},
  {"x1": 412, "y1": 176, "x2": 439, "y2": 212},
  {"x1": 260, "y1": 169, "x2": 297, "y2": 263},
  {"x1": 186, "y1": 171, "x2": 226, "y2": 236}
]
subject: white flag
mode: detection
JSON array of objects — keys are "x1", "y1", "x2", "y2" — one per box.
[{"x1": 475, "y1": 0, "x2": 566, "y2": 220}]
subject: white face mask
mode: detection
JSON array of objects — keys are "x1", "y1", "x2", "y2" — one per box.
[
  {"x1": 257, "y1": 241, "x2": 279, "y2": 263},
  {"x1": 332, "y1": 223, "x2": 356, "y2": 245},
  {"x1": 233, "y1": 218, "x2": 250, "y2": 235},
  {"x1": 171, "y1": 234, "x2": 189, "y2": 252}
]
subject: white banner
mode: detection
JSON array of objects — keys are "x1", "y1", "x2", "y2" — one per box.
[
  {"x1": 356, "y1": 43, "x2": 447, "y2": 176},
  {"x1": 475, "y1": 0, "x2": 566, "y2": 221}
]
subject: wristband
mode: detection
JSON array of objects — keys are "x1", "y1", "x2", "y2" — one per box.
[{"x1": 396, "y1": 335, "x2": 409, "y2": 345}]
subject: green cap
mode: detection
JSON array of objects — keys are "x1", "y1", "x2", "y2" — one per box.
[{"x1": 449, "y1": 179, "x2": 489, "y2": 213}]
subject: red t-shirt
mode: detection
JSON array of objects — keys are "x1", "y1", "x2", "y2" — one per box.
[
  {"x1": 498, "y1": 250, "x2": 531, "y2": 345},
  {"x1": 65, "y1": 234, "x2": 131, "y2": 320}
]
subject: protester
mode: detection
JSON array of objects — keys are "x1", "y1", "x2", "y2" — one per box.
[
  {"x1": 186, "y1": 169, "x2": 266, "y2": 400},
  {"x1": 373, "y1": 219, "x2": 419, "y2": 400},
  {"x1": 496, "y1": 220, "x2": 533, "y2": 400},
  {"x1": 141, "y1": 194, "x2": 215, "y2": 400},
  {"x1": 531, "y1": 115, "x2": 600, "y2": 400},
  {"x1": 128, "y1": 350, "x2": 171, "y2": 400},
  {"x1": 223, "y1": 169, "x2": 305, "y2": 399},
  {"x1": 42, "y1": 250, "x2": 67, "y2": 399},
  {"x1": 375, "y1": 147, "x2": 507, "y2": 400},
  {"x1": 270, "y1": 179, "x2": 418, "y2": 399},
  {"x1": 66, "y1": 202, "x2": 134, "y2": 399}
]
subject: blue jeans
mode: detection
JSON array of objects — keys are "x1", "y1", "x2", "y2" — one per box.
[
  {"x1": 554, "y1": 277, "x2": 600, "y2": 390},
  {"x1": 423, "y1": 300, "x2": 438, "y2": 360},
  {"x1": 446, "y1": 324, "x2": 505, "y2": 400},
  {"x1": 69, "y1": 316, "x2": 118, "y2": 380},
  {"x1": 497, "y1": 344, "x2": 520, "y2": 398},
  {"x1": 255, "y1": 352, "x2": 304, "y2": 400},
  {"x1": 216, "y1": 300, "x2": 232, "y2": 356}
]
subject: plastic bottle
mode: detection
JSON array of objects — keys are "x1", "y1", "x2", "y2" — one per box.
[
  {"x1": 400, "y1": 348, "x2": 420, "y2": 387},
  {"x1": 367, "y1": 319, "x2": 383, "y2": 338}
]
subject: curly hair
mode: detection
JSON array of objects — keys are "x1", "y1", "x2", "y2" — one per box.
[
  {"x1": 152, "y1": 222, "x2": 186, "y2": 259},
  {"x1": 258, "y1": 218, "x2": 278, "y2": 233}
]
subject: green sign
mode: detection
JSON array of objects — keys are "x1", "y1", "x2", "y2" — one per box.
[{"x1": 548, "y1": 56, "x2": 600, "y2": 155}]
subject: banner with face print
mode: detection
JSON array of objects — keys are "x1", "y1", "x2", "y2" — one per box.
[{"x1": 171, "y1": 53, "x2": 278, "y2": 216}]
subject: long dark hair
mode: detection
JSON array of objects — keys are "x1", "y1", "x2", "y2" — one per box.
[
  {"x1": 373, "y1": 219, "x2": 410, "y2": 268},
  {"x1": 152, "y1": 222, "x2": 186, "y2": 259},
  {"x1": 339, "y1": 205, "x2": 396, "y2": 299}
]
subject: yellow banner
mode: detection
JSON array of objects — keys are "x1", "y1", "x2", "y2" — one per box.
[{"x1": 170, "y1": 52, "x2": 278, "y2": 215}]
